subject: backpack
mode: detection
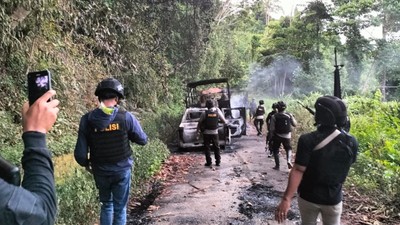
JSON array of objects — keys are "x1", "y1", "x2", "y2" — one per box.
[
  {"x1": 312, "y1": 132, "x2": 355, "y2": 185},
  {"x1": 255, "y1": 106, "x2": 265, "y2": 116},
  {"x1": 274, "y1": 113, "x2": 292, "y2": 133}
]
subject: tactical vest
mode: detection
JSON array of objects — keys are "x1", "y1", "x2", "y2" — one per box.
[
  {"x1": 255, "y1": 106, "x2": 265, "y2": 116},
  {"x1": 88, "y1": 109, "x2": 132, "y2": 164},
  {"x1": 204, "y1": 109, "x2": 219, "y2": 130},
  {"x1": 306, "y1": 133, "x2": 355, "y2": 185},
  {"x1": 274, "y1": 112, "x2": 292, "y2": 133}
]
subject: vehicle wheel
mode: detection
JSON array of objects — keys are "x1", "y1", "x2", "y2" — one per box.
[{"x1": 177, "y1": 131, "x2": 185, "y2": 152}]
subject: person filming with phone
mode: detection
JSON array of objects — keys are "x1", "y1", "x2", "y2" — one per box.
[{"x1": 0, "y1": 90, "x2": 60, "y2": 225}]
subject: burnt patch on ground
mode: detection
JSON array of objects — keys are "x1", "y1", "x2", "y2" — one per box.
[
  {"x1": 127, "y1": 181, "x2": 163, "y2": 225},
  {"x1": 237, "y1": 183, "x2": 300, "y2": 222},
  {"x1": 127, "y1": 154, "x2": 204, "y2": 225}
]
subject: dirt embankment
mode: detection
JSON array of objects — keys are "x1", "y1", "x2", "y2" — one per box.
[{"x1": 127, "y1": 126, "x2": 398, "y2": 225}]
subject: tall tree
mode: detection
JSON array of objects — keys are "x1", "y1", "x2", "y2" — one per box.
[
  {"x1": 332, "y1": 0, "x2": 373, "y2": 94},
  {"x1": 199, "y1": 0, "x2": 265, "y2": 88},
  {"x1": 256, "y1": 1, "x2": 336, "y2": 97},
  {"x1": 370, "y1": 0, "x2": 400, "y2": 100}
]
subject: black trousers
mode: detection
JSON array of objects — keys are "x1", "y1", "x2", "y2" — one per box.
[
  {"x1": 254, "y1": 119, "x2": 264, "y2": 134},
  {"x1": 271, "y1": 135, "x2": 292, "y2": 167},
  {"x1": 203, "y1": 133, "x2": 221, "y2": 164}
]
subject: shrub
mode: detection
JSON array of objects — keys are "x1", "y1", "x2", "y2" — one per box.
[
  {"x1": 56, "y1": 167, "x2": 99, "y2": 225},
  {"x1": 48, "y1": 134, "x2": 78, "y2": 157},
  {"x1": 131, "y1": 138, "x2": 170, "y2": 196},
  {"x1": 140, "y1": 102, "x2": 183, "y2": 144},
  {"x1": 0, "y1": 111, "x2": 23, "y2": 165},
  {"x1": 346, "y1": 93, "x2": 400, "y2": 206}
]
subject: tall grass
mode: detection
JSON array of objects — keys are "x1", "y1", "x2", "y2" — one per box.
[{"x1": 347, "y1": 92, "x2": 400, "y2": 200}]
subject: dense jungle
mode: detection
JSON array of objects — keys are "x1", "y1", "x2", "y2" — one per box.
[{"x1": 1, "y1": 0, "x2": 400, "y2": 224}]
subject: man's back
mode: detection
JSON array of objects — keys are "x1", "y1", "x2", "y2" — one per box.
[{"x1": 296, "y1": 128, "x2": 358, "y2": 205}]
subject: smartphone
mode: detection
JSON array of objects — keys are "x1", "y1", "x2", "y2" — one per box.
[
  {"x1": 0, "y1": 155, "x2": 21, "y2": 186},
  {"x1": 27, "y1": 70, "x2": 52, "y2": 105}
]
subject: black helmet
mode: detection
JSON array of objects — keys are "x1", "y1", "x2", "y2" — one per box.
[
  {"x1": 259, "y1": 100, "x2": 264, "y2": 105},
  {"x1": 314, "y1": 96, "x2": 347, "y2": 127},
  {"x1": 95, "y1": 78, "x2": 124, "y2": 99},
  {"x1": 276, "y1": 101, "x2": 286, "y2": 111},
  {"x1": 272, "y1": 102, "x2": 278, "y2": 109},
  {"x1": 206, "y1": 99, "x2": 215, "y2": 109}
]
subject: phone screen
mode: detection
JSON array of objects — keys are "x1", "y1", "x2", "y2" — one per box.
[{"x1": 27, "y1": 70, "x2": 52, "y2": 105}]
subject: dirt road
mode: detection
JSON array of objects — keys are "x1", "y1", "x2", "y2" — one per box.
[
  {"x1": 126, "y1": 124, "x2": 399, "y2": 225},
  {"x1": 128, "y1": 126, "x2": 304, "y2": 225}
]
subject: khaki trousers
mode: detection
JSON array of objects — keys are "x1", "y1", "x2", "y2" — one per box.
[{"x1": 298, "y1": 196, "x2": 342, "y2": 225}]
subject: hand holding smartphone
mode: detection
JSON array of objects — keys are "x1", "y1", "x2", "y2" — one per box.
[{"x1": 27, "y1": 70, "x2": 52, "y2": 105}]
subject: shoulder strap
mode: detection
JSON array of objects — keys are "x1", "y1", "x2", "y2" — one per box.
[{"x1": 313, "y1": 129, "x2": 341, "y2": 151}]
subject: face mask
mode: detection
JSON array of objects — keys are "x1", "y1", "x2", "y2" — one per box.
[{"x1": 99, "y1": 102, "x2": 114, "y2": 115}]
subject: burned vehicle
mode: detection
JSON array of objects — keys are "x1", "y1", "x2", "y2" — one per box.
[
  {"x1": 178, "y1": 107, "x2": 231, "y2": 149},
  {"x1": 178, "y1": 78, "x2": 246, "y2": 150}
]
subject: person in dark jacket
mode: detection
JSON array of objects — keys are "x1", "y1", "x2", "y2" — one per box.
[
  {"x1": 265, "y1": 102, "x2": 278, "y2": 157},
  {"x1": 254, "y1": 100, "x2": 266, "y2": 136},
  {"x1": 0, "y1": 90, "x2": 60, "y2": 225},
  {"x1": 275, "y1": 96, "x2": 358, "y2": 225},
  {"x1": 270, "y1": 101, "x2": 297, "y2": 170},
  {"x1": 74, "y1": 78, "x2": 148, "y2": 225},
  {"x1": 197, "y1": 99, "x2": 227, "y2": 167}
]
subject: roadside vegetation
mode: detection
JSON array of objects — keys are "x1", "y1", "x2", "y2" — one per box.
[{"x1": 1, "y1": 0, "x2": 400, "y2": 224}]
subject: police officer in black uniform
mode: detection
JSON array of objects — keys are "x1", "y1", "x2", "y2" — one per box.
[
  {"x1": 254, "y1": 100, "x2": 266, "y2": 136},
  {"x1": 197, "y1": 99, "x2": 228, "y2": 167},
  {"x1": 270, "y1": 101, "x2": 297, "y2": 170},
  {"x1": 265, "y1": 102, "x2": 278, "y2": 157}
]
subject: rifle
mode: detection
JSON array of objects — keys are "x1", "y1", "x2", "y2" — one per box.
[
  {"x1": 297, "y1": 101, "x2": 315, "y2": 115},
  {"x1": 334, "y1": 47, "x2": 344, "y2": 99},
  {"x1": 333, "y1": 47, "x2": 351, "y2": 132}
]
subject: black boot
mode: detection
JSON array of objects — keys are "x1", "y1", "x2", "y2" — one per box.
[{"x1": 273, "y1": 153, "x2": 280, "y2": 170}]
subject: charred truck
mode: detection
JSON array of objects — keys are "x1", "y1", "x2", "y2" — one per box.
[{"x1": 178, "y1": 78, "x2": 247, "y2": 150}]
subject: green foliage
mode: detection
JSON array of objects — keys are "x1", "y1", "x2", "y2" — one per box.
[
  {"x1": 347, "y1": 92, "x2": 400, "y2": 200},
  {"x1": 1, "y1": 0, "x2": 399, "y2": 222},
  {"x1": 56, "y1": 168, "x2": 98, "y2": 225},
  {"x1": 0, "y1": 143, "x2": 23, "y2": 167},
  {"x1": 293, "y1": 57, "x2": 333, "y2": 97},
  {"x1": 0, "y1": 111, "x2": 23, "y2": 165},
  {"x1": 131, "y1": 138, "x2": 170, "y2": 196},
  {"x1": 198, "y1": 1, "x2": 265, "y2": 88},
  {"x1": 1, "y1": 2, "x2": 216, "y2": 224},
  {"x1": 140, "y1": 102, "x2": 183, "y2": 143},
  {"x1": 284, "y1": 94, "x2": 318, "y2": 148},
  {"x1": 48, "y1": 134, "x2": 77, "y2": 156},
  {"x1": 54, "y1": 137, "x2": 170, "y2": 225},
  {"x1": 254, "y1": 3, "x2": 341, "y2": 97},
  {"x1": 371, "y1": 41, "x2": 400, "y2": 101}
]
